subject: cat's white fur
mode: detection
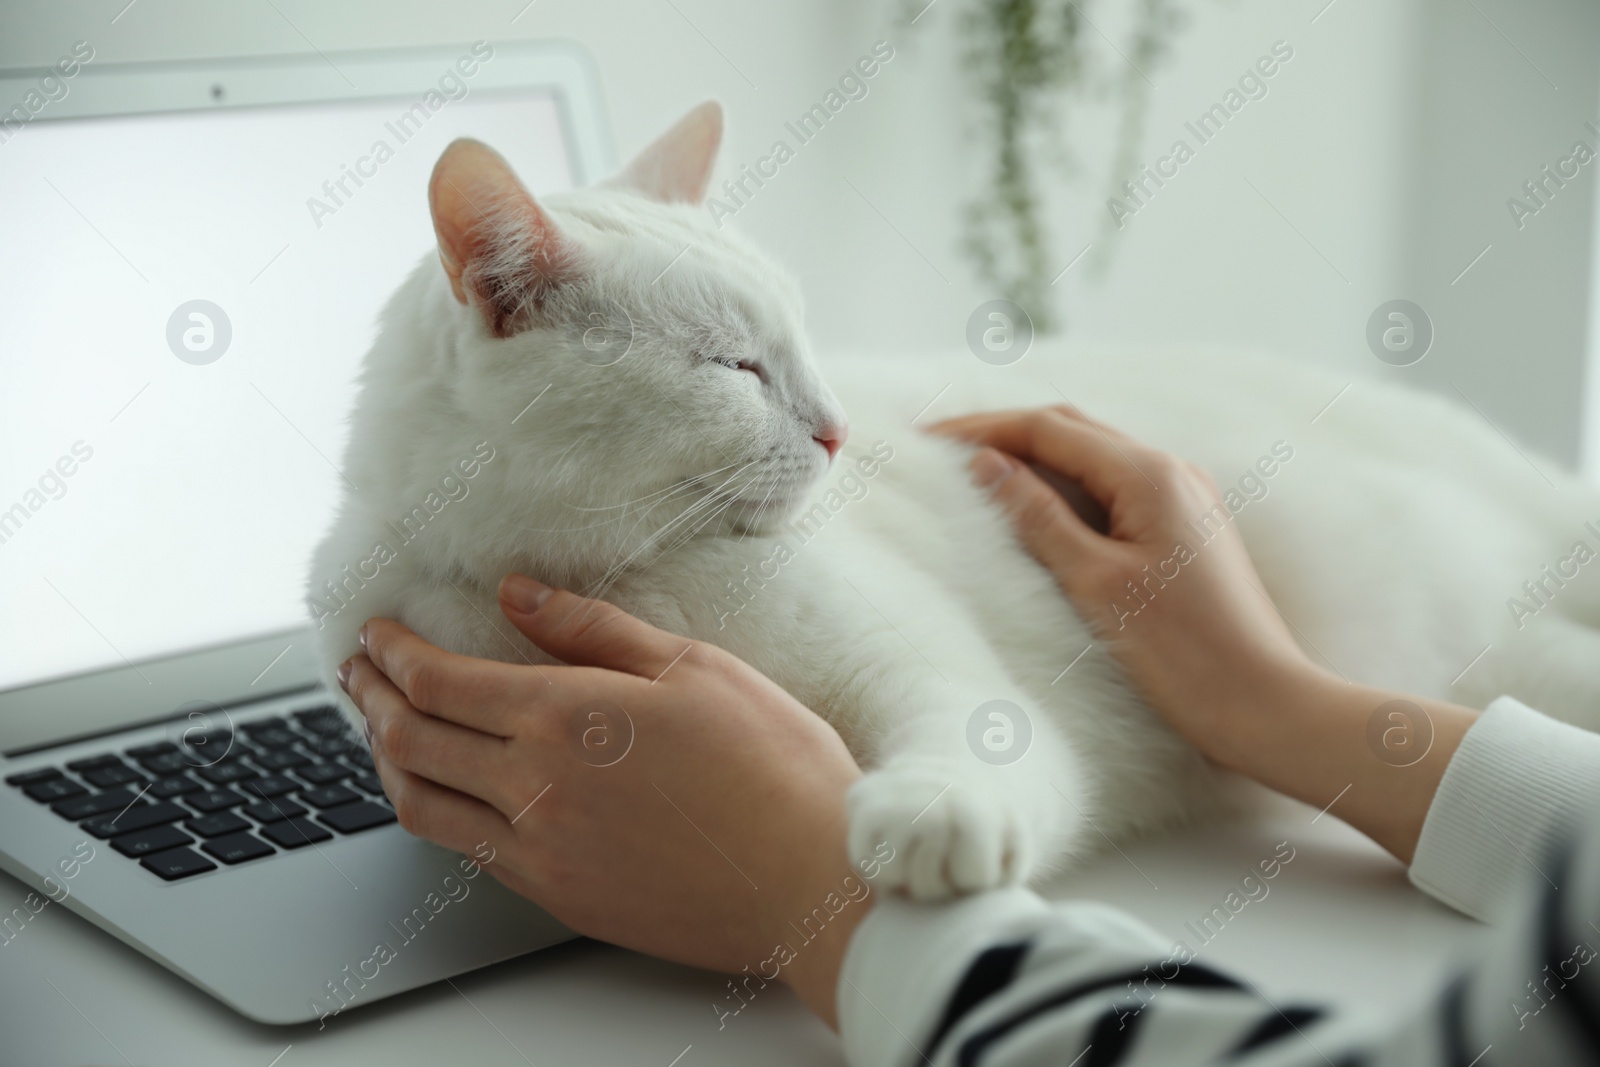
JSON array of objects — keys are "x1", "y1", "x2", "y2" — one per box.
[{"x1": 310, "y1": 103, "x2": 1600, "y2": 900}]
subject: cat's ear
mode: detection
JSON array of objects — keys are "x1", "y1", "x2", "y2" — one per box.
[
  {"x1": 429, "y1": 138, "x2": 570, "y2": 336},
  {"x1": 606, "y1": 100, "x2": 723, "y2": 204}
]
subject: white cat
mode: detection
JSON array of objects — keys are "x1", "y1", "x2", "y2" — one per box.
[{"x1": 309, "y1": 102, "x2": 1600, "y2": 901}]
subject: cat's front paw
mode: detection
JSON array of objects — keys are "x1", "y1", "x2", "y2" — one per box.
[{"x1": 847, "y1": 759, "x2": 1035, "y2": 901}]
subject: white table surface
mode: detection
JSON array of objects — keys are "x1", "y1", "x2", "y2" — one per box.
[{"x1": 2, "y1": 797, "x2": 1484, "y2": 1067}]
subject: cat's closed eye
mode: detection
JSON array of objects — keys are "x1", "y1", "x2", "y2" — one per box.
[{"x1": 704, "y1": 351, "x2": 763, "y2": 380}]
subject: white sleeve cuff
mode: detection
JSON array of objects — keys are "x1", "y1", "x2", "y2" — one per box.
[
  {"x1": 1410, "y1": 695, "x2": 1600, "y2": 921},
  {"x1": 836, "y1": 888, "x2": 1166, "y2": 1067},
  {"x1": 837, "y1": 888, "x2": 1048, "y2": 1067}
]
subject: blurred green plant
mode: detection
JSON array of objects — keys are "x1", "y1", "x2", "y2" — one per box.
[{"x1": 903, "y1": 0, "x2": 1186, "y2": 331}]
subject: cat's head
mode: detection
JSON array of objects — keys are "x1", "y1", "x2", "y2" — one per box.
[{"x1": 420, "y1": 102, "x2": 847, "y2": 581}]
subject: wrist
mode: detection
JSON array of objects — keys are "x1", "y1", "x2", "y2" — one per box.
[
  {"x1": 777, "y1": 881, "x2": 874, "y2": 1029},
  {"x1": 1213, "y1": 666, "x2": 1478, "y2": 864},
  {"x1": 1205, "y1": 658, "x2": 1345, "y2": 775},
  {"x1": 762, "y1": 794, "x2": 874, "y2": 1030}
]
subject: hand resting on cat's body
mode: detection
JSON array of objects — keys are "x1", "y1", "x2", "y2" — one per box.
[{"x1": 309, "y1": 102, "x2": 1600, "y2": 900}]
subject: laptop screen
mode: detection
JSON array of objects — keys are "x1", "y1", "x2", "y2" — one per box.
[{"x1": 0, "y1": 90, "x2": 576, "y2": 693}]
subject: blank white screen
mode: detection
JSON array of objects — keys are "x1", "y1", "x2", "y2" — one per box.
[{"x1": 0, "y1": 90, "x2": 573, "y2": 692}]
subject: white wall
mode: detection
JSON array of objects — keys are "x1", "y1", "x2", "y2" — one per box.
[
  {"x1": 820, "y1": 0, "x2": 1598, "y2": 467},
  {"x1": 3, "y1": 0, "x2": 1594, "y2": 467},
  {"x1": 826, "y1": 0, "x2": 1420, "y2": 365},
  {"x1": 1587, "y1": 173, "x2": 1600, "y2": 477},
  {"x1": 1397, "y1": 0, "x2": 1600, "y2": 469}
]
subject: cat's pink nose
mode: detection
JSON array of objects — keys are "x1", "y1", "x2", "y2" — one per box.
[{"x1": 814, "y1": 422, "x2": 847, "y2": 462}]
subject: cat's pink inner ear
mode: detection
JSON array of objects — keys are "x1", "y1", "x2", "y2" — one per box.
[
  {"x1": 429, "y1": 139, "x2": 566, "y2": 333},
  {"x1": 609, "y1": 100, "x2": 723, "y2": 204}
]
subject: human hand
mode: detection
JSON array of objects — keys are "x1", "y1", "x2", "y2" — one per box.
[
  {"x1": 934, "y1": 404, "x2": 1322, "y2": 767},
  {"x1": 338, "y1": 575, "x2": 869, "y2": 1026},
  {"x1": 934, "y1": 405, "x2": 1478, "y2": 863}
]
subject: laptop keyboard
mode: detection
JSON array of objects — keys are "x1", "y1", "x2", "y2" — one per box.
[{"x1": 5, "y1": 705, "x2": 395, "y2": 881}]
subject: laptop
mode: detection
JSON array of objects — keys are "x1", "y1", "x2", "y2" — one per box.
[{"x1": 0, "y1": 40, "x2": 610, "y2": 1025}]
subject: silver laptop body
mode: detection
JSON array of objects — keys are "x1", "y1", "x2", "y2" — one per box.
[{"x1": 0, "y1": 41, "x2": 612, "y2": 1024}]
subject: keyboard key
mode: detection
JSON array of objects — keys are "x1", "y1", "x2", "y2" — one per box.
[
  {"x1": 243, "y1": 799, "x2": 307, "y2": 823},
  {"x1": 138, "y1": 751, "x2": 194, "y2": 776},
  {"x1": 82, "y1": 801, "x2": 187, "y2": 838},
  {"x1": 301, "y1": 785, "x2": 361, "y2": 810},
  {"x1": 82, "y1": 765, "x2": 146, "y2": 790},
  {"x1": 197, "y1": 763, "x2": 257, "y2": 785},
  {"x1": 185, "y1": 789, "x2": 245, "y2": 813},
  {"x1": 111, "y1": 824, "x2": 194, "y2": 857},
  {"x1": 202, "y1": 832, "x2": 275, "y2": 865},
  {"x1": 255, "y1": 750, "x2": 310, "y2": 772},
  {"x1": 185, "y1": 812, "x2": 251, "y2": 838},
  {"x1": 245, "y1": 727, "x2": 299, "y2": 750},
  {"x1": 352, "y1": 772, "x2": 386, "y2": 796},
  {"x1": 240, "y1": 775, "x2": 298, "y2": 799},
  {"x1": 342, "y1": 747, "x2": 376, "y2": 772},
  {"x1": 297, "y1": 763, "x2": 350, "y2": 786},
  {"x1": 5, "y1": 767, "x2": 62, "y2": 786},
  {"x1": 149, "y1": 775, "x2": 203, "y2": 799},
  {"x1": 260, "y1": 816, "x2": 333, "y2": 849},
  {"x1": 294, "y1": 708, "x2": 345, "y2": 735},
  {"x1": 24, "y1": 778, "x2": 87, "y2": 803},
  {"x1": 243, "y1": 716, "x2": 289, "y2": 733},
  {"x1": 65, "y1": 753, "x2": 121, "y2": 772},
  {"x1": 52, "y1": 788, "x2": 142, "y2": 820},
  {"x1": 126, "y1": 741, "x2": 178, "y2": 759},
  {"x1": 182, "y1": 734, "x2": 232, "y2": 764},
  {"x1": 141, "y1": 846, "x2": 217, "y2": 880},
  {"x1": 318, "y1": 801, "x2": 397, "y2": 834},
  {"x1": 183, "y1": 727, "x2": 232, "y2": 747},
  {"x1": 307, "y1": 732, "x2": 361, "y2": 757}
]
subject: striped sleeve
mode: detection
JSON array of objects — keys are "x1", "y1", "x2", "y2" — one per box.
[{"x1": 839, "y1": 810, "x2": 1600, "y2": 1067}]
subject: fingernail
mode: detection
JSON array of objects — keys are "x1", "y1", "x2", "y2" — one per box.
[
  {"x1": 337, "y1": 658, "x2": 354, "y2": 689},
  {"x1": 971, "y1": 448, "x2": 1018, "y2": 490},
  {"x1": 358, "y1": 625, "x2": 368, "y2": 649},
  {"x1": 501, "y1": 573, "x2": 554, "y2": 614}
]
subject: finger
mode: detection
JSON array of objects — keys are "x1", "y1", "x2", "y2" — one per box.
[
  {"x1": 929, "y1": 407, "x2": 1036, "y2": 436},
  {"x1": 969, "y1": 448, "x2": 1101, "y2": 576},
  {"x1": 345, "y1": 654, "x2": 520, "y2": 819},
  {"x1": 937, "y1": 403, "x2": 1140, "y2": 446},
  {"x1": 372, "y1": 748, "x2": 513, "y2": 861},
  {"x1": 1045, "y1": 402, "x2": 1141, "y2": 444},
  {"x1": 360, "y1": 617, "x2": 541, "y2": 734},
  {"x1": 936, "y1": 408, "x2": 1162, "y2": 515},
  {"x1": 499, "y1": 574, "x2": 698, "y2": 680}
]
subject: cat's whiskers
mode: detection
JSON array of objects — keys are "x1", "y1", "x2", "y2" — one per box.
[
  {"x1": 608, "y1": 464, "x2": 747, "y2": 565},
  {"x1": 546, "y1": 426, "x2": 600, "y2": 468},
  {"x1": 581, "y1": 495, "x2": 721, "y2": 605},
  {"x1": 736, "y1": 472, "x2": 784, "y2": 542},
  {"x1": 582, "y1": 460, "x2": 758, "y2": 604},
  {"x1": 515, "y1": 460, "x2": 742, "y2": 538},
  {"x1": 649, "y1": 491, "x2": 739, "y2": 559},
  {"x1": 637, "y1": 468, "x2": 753, "y2": 555},
  {"x1": 686, "y1": 463, "x2": 783, "y2": 550},
  {"x1": 516, "y1": 513, "x2": 642, "y2": 534},
  {"x1": 660, "y1": 468, "x2": 758, "y2": 549},
  {"x1": 571, "y1": 464, "x2": 736, "y2": 513},
  {"x1": 518, "y1": 467, "x2": 733, "y2": 535},
  {"x1": 651, "y1": 496, "x2": 743, "y2": 567}
]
